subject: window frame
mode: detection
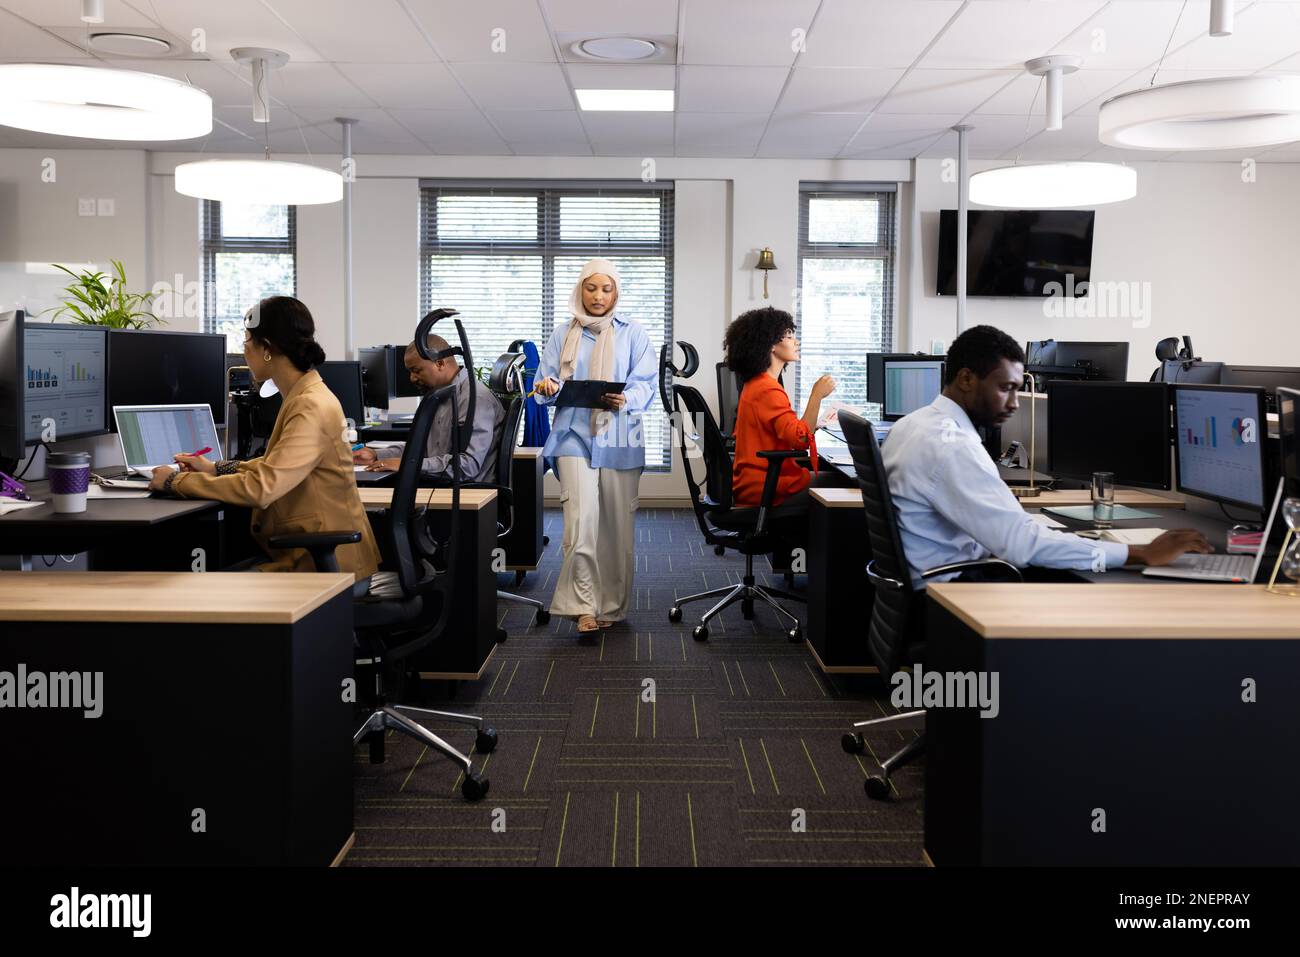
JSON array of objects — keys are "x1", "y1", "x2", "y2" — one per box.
[{"x1": 200, "y1": 199, "x2": 297, "y2": 349}]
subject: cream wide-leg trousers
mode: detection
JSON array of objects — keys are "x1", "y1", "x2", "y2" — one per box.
[{"x1": 549, "y1": 455, "x2": 641, "y2": 621}]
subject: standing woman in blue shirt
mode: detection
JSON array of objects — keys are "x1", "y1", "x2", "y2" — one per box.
[{"x1": 533, "y1": 259, "x2": 658, "y2": 635}]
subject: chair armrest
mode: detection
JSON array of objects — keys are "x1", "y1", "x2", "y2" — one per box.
[
  {"x1": 267, "y1": 530, "x2": 362, "y2": 574},
  {"x1": 920, "y1": 558, "x2": 1023, "y2": 583},
  {"x1": 754, "y1": 449, "x2": 804, "y2": 535}
]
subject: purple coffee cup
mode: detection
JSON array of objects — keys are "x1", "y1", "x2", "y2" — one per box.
[{"x1": 46, "y1": 450, "x2": 92, "y2": 513}]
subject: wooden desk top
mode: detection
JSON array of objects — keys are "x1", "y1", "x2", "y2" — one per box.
[
  {"x1": 810, "y1": 487, "x2": 1184, "y2": 510},
  {"x1": 0, "y1": 572, "x2": 354, "y2": 624},
  {"x1": 927, "y1": 583, "x2": 1299, "y2": 639},
  {"x1": 358, "y1": 487, "x2": 497, "y2": 511}
]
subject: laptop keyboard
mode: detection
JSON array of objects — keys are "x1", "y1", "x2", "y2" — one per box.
[{"x1": 1164, "y1": 553, "x2": 1254, "y2": 578}]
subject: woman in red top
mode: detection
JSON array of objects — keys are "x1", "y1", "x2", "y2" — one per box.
[{"x1": 725, "y1": 307, "x2": 841, "y2": 511}]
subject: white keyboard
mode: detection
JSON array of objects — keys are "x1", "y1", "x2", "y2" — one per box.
[{"x1": 1142, "y1": 552, "x2": 1254, "y2": 582}]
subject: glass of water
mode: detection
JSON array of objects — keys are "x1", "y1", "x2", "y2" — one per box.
[{"x1": 1092, "y1": 471, "x2": 1116, "y2": 528}]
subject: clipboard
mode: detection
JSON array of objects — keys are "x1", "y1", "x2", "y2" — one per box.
[{"x1": 555, "y1": 379, "x2": 626, "y2": 409}]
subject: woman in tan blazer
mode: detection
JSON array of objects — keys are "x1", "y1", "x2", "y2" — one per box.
[{"x1": 147, "y1": 296, "x2": 381, "y2": 588}]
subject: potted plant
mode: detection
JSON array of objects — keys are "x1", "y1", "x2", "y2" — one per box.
[{"x1": 45, "y1": 260, "x2": 162, "y2": 329}]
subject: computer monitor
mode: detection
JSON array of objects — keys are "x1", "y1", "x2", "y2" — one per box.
[
  {"x1": 316, "y1": 360, "x2": 365, "y2": 427},
  {"x1": 867, "y1": 353, "x2": 945, "y2": 406},
  {"x1": 391, "y1": 344, "x2": 422, "y2": 398},
  {"x1": 0, "y1": 310, "x2": 24, "y2": 470},
  {"x1": 1027, "y1": 340, "x2": 1129, "y2": 388},
  {"x1": 1046, "y1": 381, "x2": 1171, "y2": 490},
  {"x1": 23, "y1": 324, "x2": 107, "y2": 444},
  {"x1": 107, "y1": 329, "x2": 227, "y2": 428},
  {"x1": 359, "y1": 346, "x2": 390, "y2": 410},
  {"x1": 1278, "y1": 387, "x2": 1298, "y2": 498},
  {"x1": 1163, "y1": 359, "x2": 1223, "y2": 385},
  {"x1": 1221, "y1": 366, "x2": 1300, "y2": 414},
  {"x1": 882, "y1": 358, "x2": 944, "y2": 421},
  {"x1": 1172, "y1": 383, "x2": 1269, "y2": 511},
  {"x1": 113, "y1": 404, "x2": 223, "y2": 473}
]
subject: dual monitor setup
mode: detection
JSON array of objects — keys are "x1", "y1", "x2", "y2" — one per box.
[{"x1": 0, "y1": 308, "x2": 422, "y2": 474}]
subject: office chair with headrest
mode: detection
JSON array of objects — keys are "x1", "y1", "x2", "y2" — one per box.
[
  {"x1": 835, "y1": 410, "x2": 1021, "y2": 799},
  {"x1": 658, "y1": 340, "x2": 699, "y2": 416},
  {"x1": 465, "y1": 351, "x2": 549, "y2": 626},
  {"x1": 665, "y1": 379, "x2": 808, "y2": 642},
  {"x1": 272, "y1": 309, "x2": 497, "y2": 801},
  {"x1": 716, "y1": 362, "x2": 743, "y2": 448}
]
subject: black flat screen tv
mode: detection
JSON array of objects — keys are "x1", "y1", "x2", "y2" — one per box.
[{"x1": 937, "y1": 209, "x2": 1095, "y2": 297}]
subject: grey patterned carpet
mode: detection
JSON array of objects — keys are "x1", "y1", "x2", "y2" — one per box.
[{"x1": 347, "y1": 507, "x2": 925, "y2": 867}]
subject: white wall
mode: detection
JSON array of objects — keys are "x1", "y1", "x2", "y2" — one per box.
[{"x1": 909, "y1": 158, "x2": 1300, "y2": 378}]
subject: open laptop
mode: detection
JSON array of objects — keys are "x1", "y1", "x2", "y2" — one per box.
[
  {"x1": 1142, "y1": 478, "x2": 1287, "y2": 583},
  {"x1": 112, "y1": 404, "x2": 223, "y2": 480}
]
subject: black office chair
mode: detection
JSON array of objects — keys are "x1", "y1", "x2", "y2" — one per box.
[
  {"x1": 274, "y1": 310, "x2": 497, "y2": 801},
  {"x1": 665, "y1": 379, "x2": 808, "y2": 642},
  {"x1": 466, "y1": 351, "x2": 548, "y2": 626},
  {"x1": 716, "y1": 361, "x2": 742, "y2": 451},
  {"x1": 835, "y1": 410, "x2": 1020, "y2": 799}
]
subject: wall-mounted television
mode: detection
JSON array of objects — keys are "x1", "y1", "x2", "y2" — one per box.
[{"x1": 937, "y1": 209, "x2": 1095, "y2": 298}]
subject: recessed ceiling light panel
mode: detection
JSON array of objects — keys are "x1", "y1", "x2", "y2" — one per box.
[
  {"x1": 88, "y1": 32, "x2": 173, "y2": 56},
  {"x1": 575, "y1": 89, "x2": 674, "y2": 111},
  {"x1": 574, "y1": 37, "x2": 658, "y2": 61}
]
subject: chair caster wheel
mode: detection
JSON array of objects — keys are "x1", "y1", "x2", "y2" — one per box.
[
  {"x1": 462, "y1": 773, "x2": 489, "y2": 801},
  {"x1": 668, "y1": 606, "x2": 682, "y2": 623},
  {"x1": 714, "y1": 544, "x2": 725, "y2": 556},
  {"x1": 543, "y1": 535, "x2": 550, "y2": 546},
  {"x1": 865, "y1": 776, "x2": 890, "y2": 800},
  {"x1": 514, "y1": 570, "x2": 526, "y2": 587},
  {"x1": 475, "y1": 728, "x2": 498, "y2": 754},
  {"x1": 692, "y1": 625, "x2": 709, "y2": 642},
  {"x1": 535, "y1": 609, "x2": 550, "y2": 625},
  {"x1": 495, "y1": 627, "x2": 508, "y2": 644},
  {"x1": 841, "y1": 733, "x2": 865, "y2": 754},
  {"x1": 741, "y1": 599, "x2": 754, "y2": 620},
  {"x1": 786, "y1": 626, "x2": 803, "y2": 643}
]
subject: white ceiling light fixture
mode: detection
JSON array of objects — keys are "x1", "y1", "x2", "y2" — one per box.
[
  {"x1": 80, "y1": 0, "x2": 103, "y2": 24},
  {"x1": 174, "y1": 49, "x2": 342, "y2": 206},
  {"x1": 970, "y1": 162, "x2": 1137, "y2": 208},
  {"x1": 575, "y1": 89, "x2": 673, "y2": 111},
  {"x1": 0, "y1": 62, "x2": 211, "y2": 140},
  {"x1": 87, "y1": 32, "x2": 173, "y2": 57},
  {"x1": 1098, "y1": 1, "x2": 1300, "y2": 151},
  {"x1": 1100, "y1": 75, "x2": 1300, "y2": 150},
  {"x1": 968, "y1": 56, "x2": 1136, "y2": 209},
  {"x1": 574, "y1": 37, "x2": 658, "y2": 61}
]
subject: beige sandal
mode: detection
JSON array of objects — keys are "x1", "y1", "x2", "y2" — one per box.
[
  {"x1": 577, "y1": 615, "x2": 600, "y2": 633},
  {"x1": 597, "y1": 620, "x2": 615, "y2": 628}
]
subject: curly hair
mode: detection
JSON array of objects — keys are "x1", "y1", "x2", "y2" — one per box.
[
  {"x1": 723, "y1": 307, "x2": 796, "y2": 382},
  {"x1": 944, "y1": 324, "x2": 1025, "y2": 385}
]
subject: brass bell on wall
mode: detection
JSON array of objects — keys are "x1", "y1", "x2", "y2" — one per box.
[{"x1": 756, "y1": 247, "x2": 776, "y2": 299}]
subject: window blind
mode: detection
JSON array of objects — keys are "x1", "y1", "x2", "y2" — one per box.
[
  {"x1": 419, "y1": 182, "x2": 674, "y2": 470},
  {"x1": 200, "y1": 200, "x2": 297, "y2": 354},
  {"x1": 794, "y1": 184, "x2": 897, "y2": 422}
]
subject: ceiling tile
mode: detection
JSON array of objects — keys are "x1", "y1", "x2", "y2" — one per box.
[
  {"x1": 486, "y1": 109, "x2": 588, "y2": 149},
  {"x1": 757, "y1": 111, "x2": 867, "y2": 156},
  {"x1": 132, "y1": 0, "x2": 326, "y2": 63},
  {"x1": 403, "y1": 0, "x2": 558, "y2": 62},
  {"x1": 580, "y1": 111, "x2": 675, "y2": 155},
  {"x1": 2, "y1": 0, "x2": 157, "y2": 28},
  {"x1": 800, "y1": 0, "x2": 964, "y2": 69},
  {"x1": 335, "y1": 62, "x2": 474, "y2": 110},
  {"x1": 1050, "y1": 1, "x2": 1214, "y2": 71},
  {"x1": 681, "y1": 0, "x2": 820, "y2": 67},
  {"x1": 975, "y1": 69, "x2": 1140, "y2": 117},
  {"x1": 97, "y1": 59, "x2": 253, "y2": 108},
  {"x1": 1169, "y1": 1, "x2": 1300, "y2": 70},
  {"x1": 290, "y1": 107, "x2": 421, "y2": 150},
  {"x1": 876, "y1": 69, "x2": 1018, "y2": 114},
  {"x1": 387, "y1": 109, "x2": 511, "y2": 153},
  {"x1": 921, "y1": 0, "x2": 1107, "y2": 70},
  {"x1": 674, "y1": 112, "x2": 768, "y2": 156},
  {"x1": 243, "y1": 61, "x2": 377, "y2": 110},
  {"x1": 677, "y1": 65, "x2": 789, "y2": 113},
  {"x1": 451, "y1": 61, "x2": 575, "y2": 110},
  {"x1": 778, "y1": 67, "x2": 904, "y2": 113},
  {"x1": 540, "y1": 0, "x2": 680, "y2": 36},
  {"x1": 262, "y1": 0, "x2": 436, "y2": 62},
  {"x1": 564, "y1": 62, "x2": 676, "y2": 90},
  {"x1": 0, "y1": 8, "x2": 92, "y2": 58}
]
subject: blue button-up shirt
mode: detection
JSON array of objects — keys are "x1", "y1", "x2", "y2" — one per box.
[
  {"x1": 881, "y1": 393, "x2": 1129, "y2": 588},
  {"x1": 533, "y1": 315, "x2": 658, "y2": 471}
]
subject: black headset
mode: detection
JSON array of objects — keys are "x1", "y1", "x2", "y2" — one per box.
[{"x1": 414, "y1": 308, "x2": 475, "y2": 455}]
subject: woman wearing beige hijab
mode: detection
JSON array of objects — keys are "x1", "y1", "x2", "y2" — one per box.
[{"x1": 533, "y1": 259, "x2": 658, "y2": 635}]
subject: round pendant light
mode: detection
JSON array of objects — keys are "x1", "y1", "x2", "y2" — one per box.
[
  {"x1": 1099, "y1": 75, "x2": 1300, "y2": 151},
  {"x1": 0, "y1": 62, "x2": 211, "y2": 140},
  {"x1": 175, "y1": 159, "x2": 343, "y2": 205},
  {"x1": 969, "y1": 162, "x2": 1136, "y2": 208}
]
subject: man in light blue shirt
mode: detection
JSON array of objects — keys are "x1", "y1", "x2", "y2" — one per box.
[{"x1": 882, "y1": 325, "x2": 1210, "y2": 588}]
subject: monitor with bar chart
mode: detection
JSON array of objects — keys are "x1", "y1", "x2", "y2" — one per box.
[
  {"x1": 1172, "y1": 384, "x2": 1268, "y2": 511},
  {"x1": 23, "y1": 324, "x2": 107, "y2": 442}
]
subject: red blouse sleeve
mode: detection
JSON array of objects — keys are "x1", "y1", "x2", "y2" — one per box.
[{"x1": 754, "y1": 381, "x2": 818, "y2": 472}]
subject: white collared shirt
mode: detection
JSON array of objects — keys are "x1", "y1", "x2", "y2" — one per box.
[{"x1": 881, "y1": 394, "x2": 1128, "y2": 588}]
